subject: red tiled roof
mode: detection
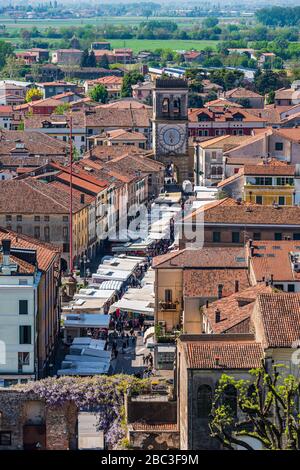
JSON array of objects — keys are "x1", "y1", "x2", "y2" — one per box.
[
  {"x1": 0, "y1": 177, "x2": 87, "y2": 214},
  {"x1": 0, "y1": 227, "x2": 60, "y2": 272},
  {"x1": 188, "y1": 107, "x2": 266, "y2": 123},
  {"x1": 185, "y1": 198, "x2": 300, "y2": 226},
  {"x1": 183, "y1": 268, "x2": 250, "y2": 298},
  {"x1": 244, "y1": 160, "x2": 295, "y2": 176},
  {"x1": 225, "y1": 87, "x2": 263, "y2": 99},
  {"x1": 49, "y1": 180, "x2": 95, "y2": 203},
  {"x1": 0, "y1": 252, "x2": 36, "y2": 274},
  {"x1": 204, "y1": 284, "x2": 273, "y2": 333},
  {"x1": 249, "y1": 240, "x2": 300, "y2": 282},
  {"x1": 152, "y1": 246, "x2": 248, "y2": 269},
  {"x1": 256, "y1": 293, "x2": 300, "y2": 348},
  {"x1": 183, "y1": 336, "x2": 263, "y2": 369}
]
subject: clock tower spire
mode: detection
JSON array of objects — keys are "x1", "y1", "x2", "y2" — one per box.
[{"x1": 152, "y1": 78, "x2": 190, "y2": 184}]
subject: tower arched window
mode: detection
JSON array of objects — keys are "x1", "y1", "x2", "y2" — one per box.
[
  {"x1": 197, "y1": 384, "x2": 212, "y2": 418},
  {"x1": 173, "y1": 98, "x2": 181, "y2": 114},
  {"x1": 162, "y1": 98, "x2": 170, "y2": 115},
  {"x1": 217, "y1": 166, "x2": 223, "y2": 175},
  {"x1": 211, "y1": 166, "x2": 217, "y2": 176}
]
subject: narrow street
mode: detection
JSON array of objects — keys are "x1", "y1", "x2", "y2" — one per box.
[{"x1": 109, "y1": 333, "x2": 148, "y2": 376}]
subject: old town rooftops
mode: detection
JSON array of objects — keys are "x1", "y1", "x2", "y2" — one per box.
[
  {"x1": 203, "y1": 284, "x2": 273, "y2": 334},
  {"x1": 184, "y1": 198, "x2": 300, "y2": 226},
  {"x1": 0, "y1": 177, "x2": 89, "y2": 214},
  {"x1": 188, "y1": 107, "x2": 266, "y2": 123},
  {"x1": 0, "y1": 130, "x2": 66, "y2": 156},
  {"x1": 24, "y1": 108, "x2": 152, "y2": 129},
  {"x1": 152, "y1": 246, "x2": 247, "y2": 269}
]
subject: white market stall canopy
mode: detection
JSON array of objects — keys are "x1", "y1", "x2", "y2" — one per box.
[
  {"x1": 109, "y1": 298, "x2": 154, "y2": 315},
  {"x1": 64, "y1": 313, "x2": 110, "y2": 329}
]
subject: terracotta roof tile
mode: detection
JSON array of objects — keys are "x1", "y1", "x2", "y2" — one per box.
[
  {"x1": 204, "y1": 284, "x2": 273, "y2": 333},
  {"x1": 0, "y1": 227, "x2": 60, "y2": 272},
  {"x1": 244, "y1": 160, "x2": 295, "y2": 176},
  {"x1": 153, "y1": 246, "x2": 248, "y2": 269},
  {"x1": 183, "y1": 268, "x2": 250, "y2": 298},
  {"x1": 186, "y1": 198, "x2": 300, "y2": 226},
  {"x1": 0, "y1": 252, "x2": 36, "y2": 274},
  {"x1": 0, "y1": 177, "x2": 87, "y2": 214},
  {"x1": 257, "y1": 293, "x2": 300, "y2": 348},
  {"x1": 249, "y1": 240, "x2": 300, "y2": 282},
  {"x1": 183, "y1": 336, "x2": 263, "y2": 369},
  {"x1": 0, "y1": 130, "x2": 66, "y2": 157},
  {"x1": 225, "y1": 87, "x2": 263, "y2": 99}
]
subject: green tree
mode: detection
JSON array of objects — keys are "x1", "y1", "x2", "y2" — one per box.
[
  {"x1": 80, "y1": 48, "x2": 89, "y2": 68},
  {"x1": 254, "y1": 70, "x2": 290, "y2": 94},
  {"x1": 88, "y1": 84, "x2": 108, "y2": 103},
  {"x1": 54, "y1": 102, "x2": 71, "y2": 114},
  {"x1": 0, "y1": 41, "x2": 14, "y2": 69},
  {"x1": 121, "y1": 71, "x2": 144, "y2": 98},
  {"x1": 98, "y1": 53, "x2": 110, "y2": 69},
  {"x1": 188, "y1": 93, "x2": 203, "y2": 108},
  {"x1": 210, "y1": 363, "x2": 300, "y2": 450},
  {"x1": 1, "y1": 56, "x2": 22, "y2": 80},
  {"x1": 88, "y1": 50, "x2": 97, "y2": 68},
  {"x1": 266, "y1": 90, "x2": 275, "y2": 104},
  {"x1": 202, "y1": 17, "x2": 219, "y2": 29},
  {"x1": 25, "y1": 87, "x2": 43, "y2": 103}
]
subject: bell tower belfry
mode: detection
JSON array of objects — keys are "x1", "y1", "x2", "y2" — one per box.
[{"x1": 152, "y1": 78, "x2": 190, "y2": 183}]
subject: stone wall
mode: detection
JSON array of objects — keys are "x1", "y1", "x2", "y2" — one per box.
[
  {"x1": 0, "y1": 389, "x2": 77, "y2": 450},
  {"x1": 128, "y1": 427, "x2": 180, "y2": 450}
]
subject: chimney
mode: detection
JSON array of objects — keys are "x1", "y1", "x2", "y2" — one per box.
[
  {"x1": 80, "y1": 194, "x2": 85, "y2": 204},
  {"x1": 217, "y1": 284, "x2": 223, "y2": 299},
  {"x1": 215, "y1": 308, "x2": 221, "y2": 323},
  {"x1": 206, "y1": 300, "x2": 209, "y2": 308},
  {"x1": 270, "y1": 274, "x2": 274, "y2": 285},
  {"x1": 235, "y1": 280, "x2": 239, "y2": 293},
  {"x1": 2, "y1": 239, "x2": 11, "y2": 266}
]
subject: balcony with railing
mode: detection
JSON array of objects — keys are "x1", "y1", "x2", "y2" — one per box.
[{"x1": 158, "y1": 300, "x2": 180, "y2": 311}]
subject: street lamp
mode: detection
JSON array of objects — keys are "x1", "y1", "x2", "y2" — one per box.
[{"x1": 80, "y1": 254, "x2": 90, "y2": 284}]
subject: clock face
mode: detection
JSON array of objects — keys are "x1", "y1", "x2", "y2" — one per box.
[{"x1": 159, "y1": 125, "x2": 186, "y2": 152}]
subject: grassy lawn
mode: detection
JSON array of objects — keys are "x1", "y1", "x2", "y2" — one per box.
[{"x1": 107, "y1": 39, "x2": 218, "y2": 52}]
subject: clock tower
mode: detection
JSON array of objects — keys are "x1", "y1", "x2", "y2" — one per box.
[{"x1": 152, "y1": 78, "x2": 190, "y2": 184}]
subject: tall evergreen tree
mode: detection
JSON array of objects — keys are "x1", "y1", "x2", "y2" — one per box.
[
  {"x1": 98, "y1": 54, "x2": 109, "y2": 69},
  {"x1": 80, "y1": 48, "x2": 89, "y2": 68},
  {"x1": 88, "y1": 50, "x2": 97, "y2": 68}
]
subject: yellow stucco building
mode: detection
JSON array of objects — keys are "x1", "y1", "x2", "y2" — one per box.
[{"x1": 243, "y1": 161, "x2": 295, "y2": 206}]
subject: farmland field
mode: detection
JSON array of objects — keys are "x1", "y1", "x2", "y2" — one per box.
[
  {"x1": 0, "y1": 15, "x2": 239, "y2": 30},
  {"x1": 13, "y1": 39, "x2": 218, "y2": 54}
]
